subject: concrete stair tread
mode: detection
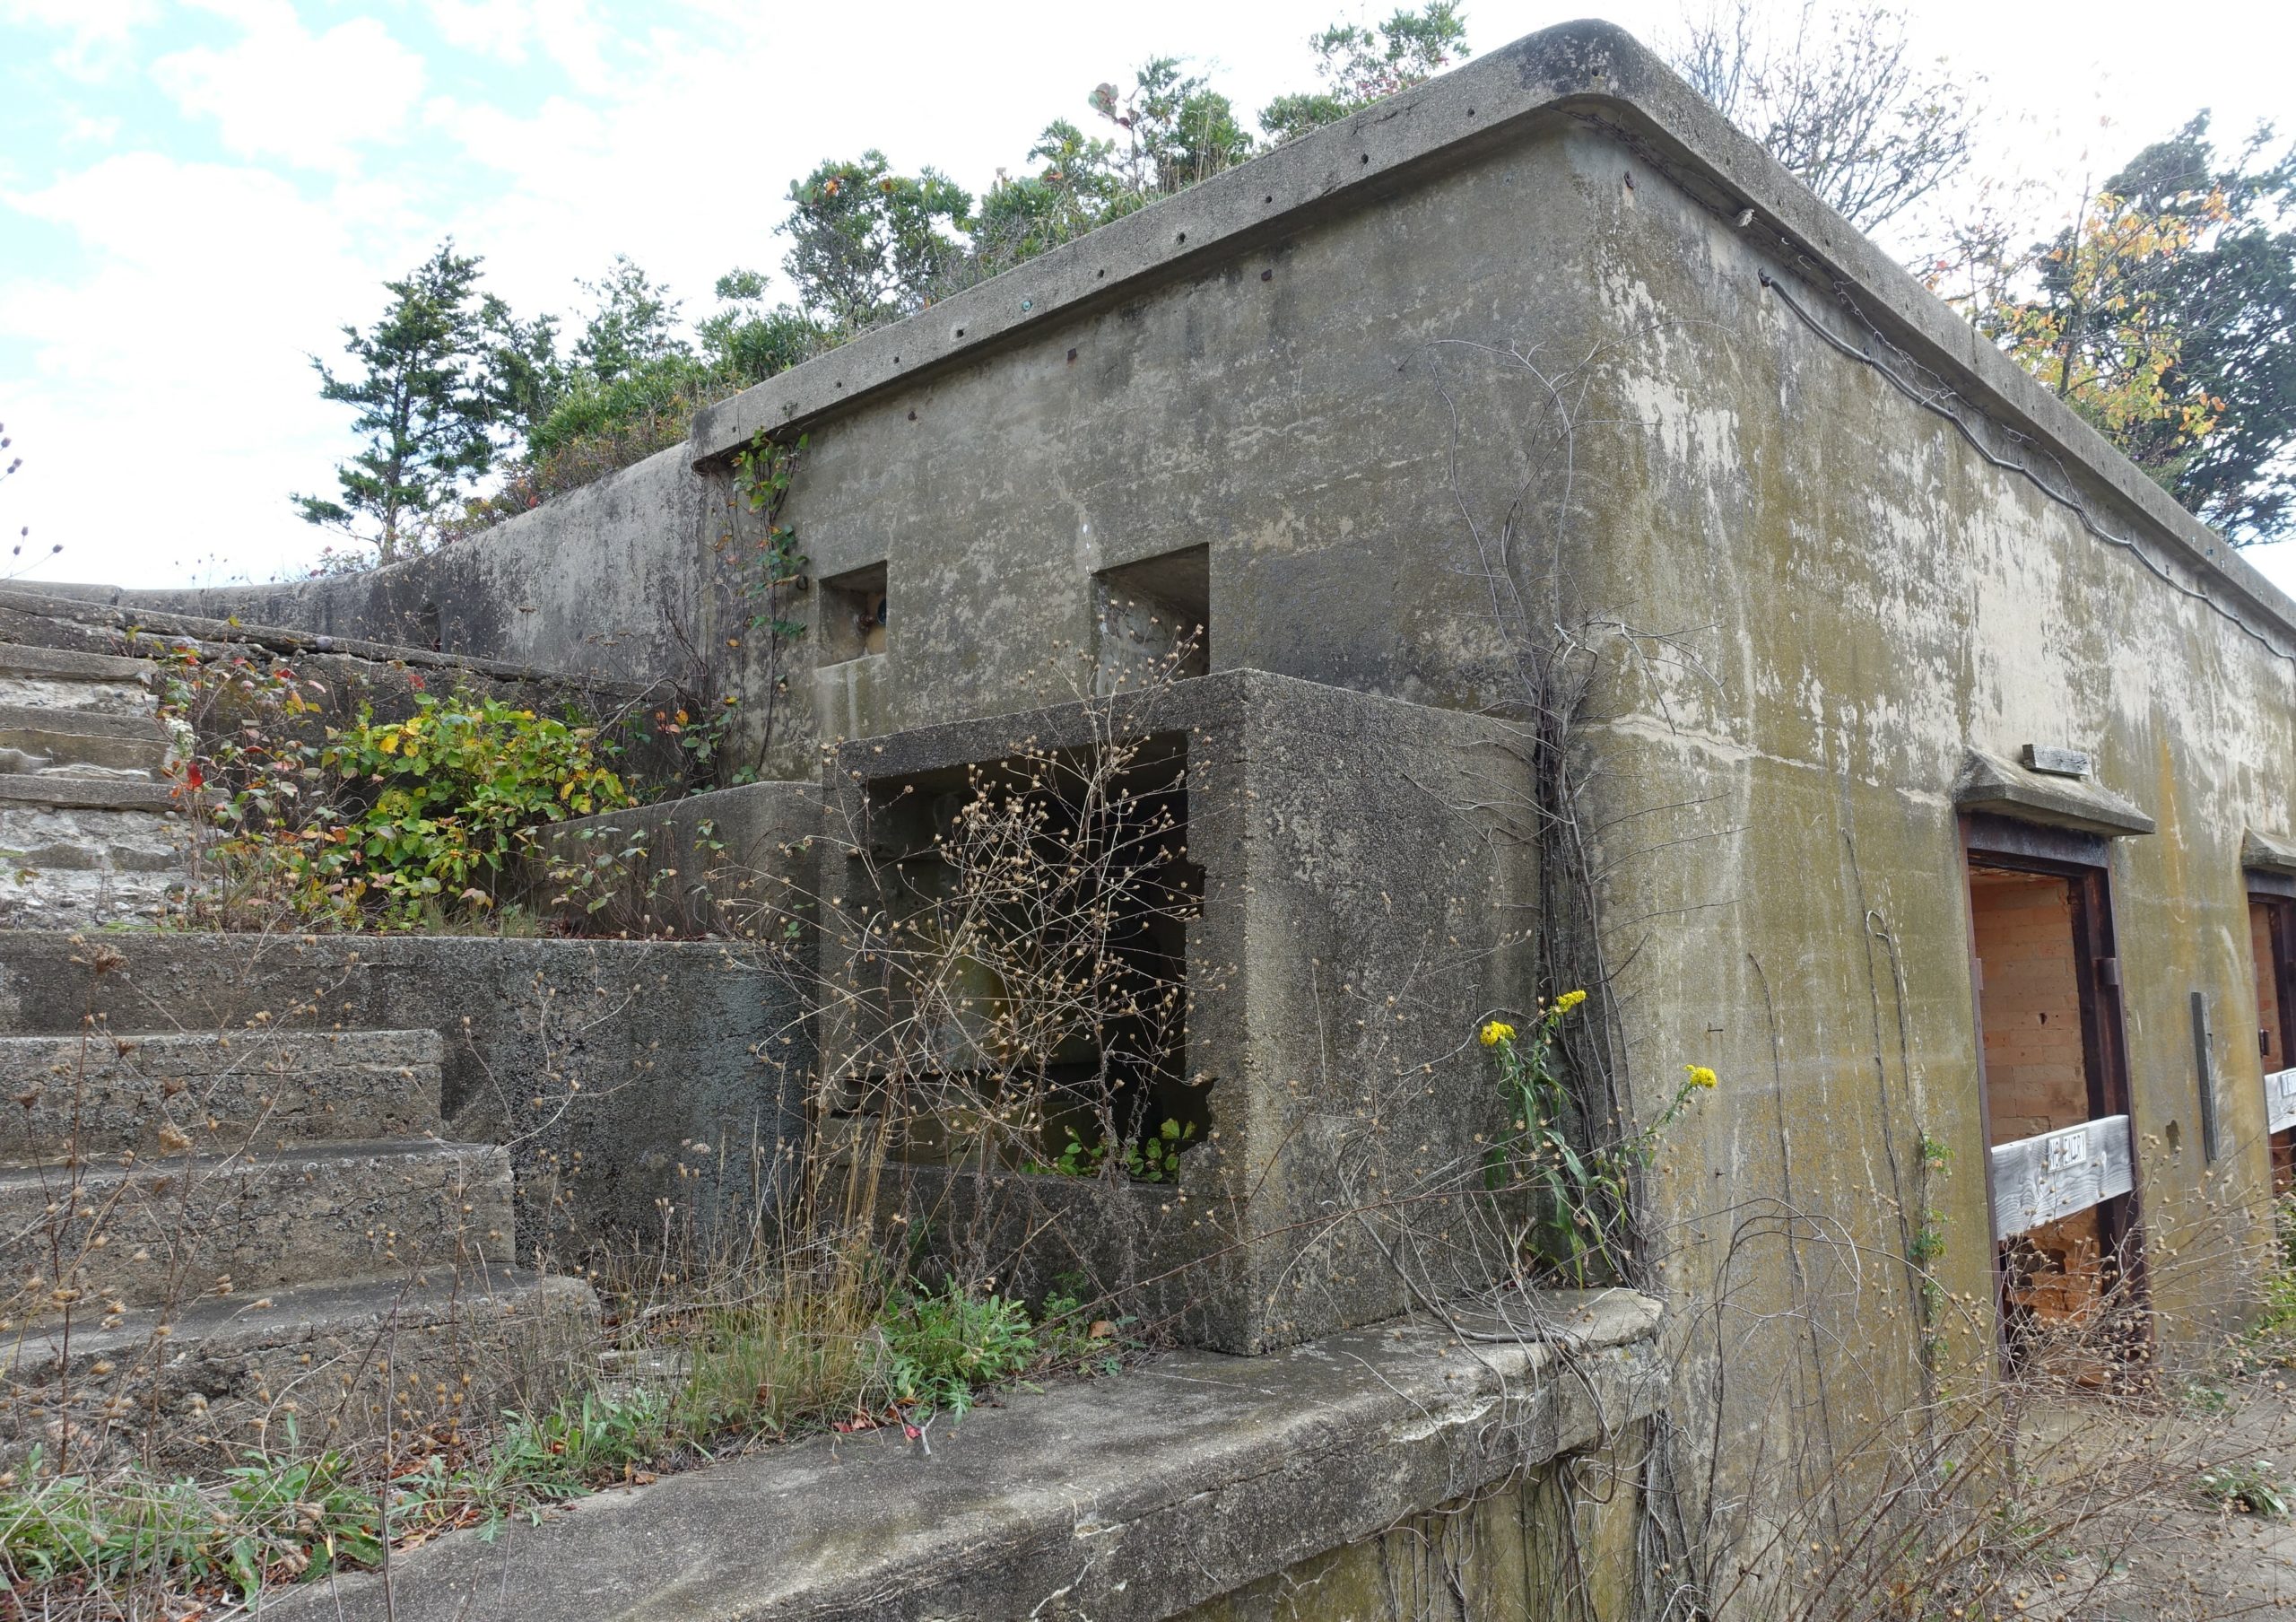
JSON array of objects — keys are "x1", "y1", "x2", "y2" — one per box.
[
  {"x1": 4, "y1": 1267, "x2": 598, "y2": 1467},
  {"x1": 0, "y1": 703, "x2": 167, "y2": 740},
  {"x1": 8, "y1": 1266, "x2": 590, "y2": 1363},
  {"x1": 0, "y1": 1028, "x2": 448, "y2": 1165},
  {"x1": 0, "y1": 1134, "x2": 498, "y2": 1188},
  {"x1": 0, "y1": 641, "x2": 154, "y2": 684},
  {"x1": 0, "y1": 772, "x2": 178, "y2": 811},
  {"x1": 0, "y1": 1138, "x2": 515, "y2": 1308}
]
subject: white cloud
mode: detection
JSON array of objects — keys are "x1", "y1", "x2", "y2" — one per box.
[
  {"x1": 0, "y1": 153, "x2": 422, "y2": 583},
  {"x1": 152, "y1": 6, "x2": 426, "y2": 170},
  {"x1": 422, "y1": 0, "x2": 613, "y2": 90},
  {"x1": 0, "y1": 0, "x2": 155, "y2": 42},
  {"x1": 422, "y1": 0, "x2": 532, "y2": 62},
  {"x1": 2, "y1": 0, "x2": 160, "y2": 80}
]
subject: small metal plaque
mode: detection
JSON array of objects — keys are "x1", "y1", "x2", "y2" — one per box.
[
  {"x1": 2023, "y1": 745, "x2": 2092, "y2": 778},
  {"x1": 2266, "y1": 1068, "x2": 2296, "y2": 1135}
]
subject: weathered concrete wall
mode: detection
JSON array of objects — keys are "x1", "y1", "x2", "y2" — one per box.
[
  {"x1": 1540, "y1": 66, "x2": 2296, "y2": 1557},
  {"x1": 65, "y1": 444, "x2": 714, "y2": 687},
  {"x1": 697, "y1": 122, "x2": 1596, "y2": 780},
  {"x1": 530, "y1": 779, "x2": 824, "y2": 937},
  {"x1": 0, "y1": 932, "x2": 808, "y2": 1260},
  {"x1": 1174, "y1": 1438, "x2": 1645, "y2": 1622}
]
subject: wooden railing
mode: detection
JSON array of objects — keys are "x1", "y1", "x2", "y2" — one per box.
[{"x1": 1989, "y1": 1114, "x2": 2134, "y2": 1240}]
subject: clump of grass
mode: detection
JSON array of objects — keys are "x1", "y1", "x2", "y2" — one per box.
[
  {"x1": 2197, "y1": 1458, "x2": 2291, "y2": 1518},
  {"x1": 391, "y1": 1388, "x2": 670, "y2": 1541},
  {"x1": 668, "y1": 1264, "x2": 888, "y2": 1443},
  {"x1": 2223, "y1": 1194, "x2": 2296, "y2": 1373},
  {"x1": 881, "y1": 1283, "x2": 1041, "y2": 1418},
  {"x1": 0, "y1": 1436, "x2": 382, "y2": 1602}
]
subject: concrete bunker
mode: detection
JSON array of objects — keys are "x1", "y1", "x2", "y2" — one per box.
[{"x1": 28, "y1": 16, "x2": 2296, "y2": 1612}]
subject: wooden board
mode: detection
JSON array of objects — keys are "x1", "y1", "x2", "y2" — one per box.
[
  {"x1": 1990, "y1": 1115, "x2": 2135, "y2": 1240},
  {"x1": 2266, "y1": 1068, "x2": 2296, "y2": 1135}
]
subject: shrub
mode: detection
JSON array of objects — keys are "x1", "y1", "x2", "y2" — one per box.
[{"x1": 189, "y1": 686, "x2": 634, "y2": 930}]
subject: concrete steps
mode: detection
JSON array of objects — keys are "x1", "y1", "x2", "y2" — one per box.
[
  {"x1": 0, "y1": 639, "x2": 187, "y2": 928},
  {"x1": 0, "y1": 702, "x2": 172, "y2": 778},
  {"x1": 0, "y1": 1028, "x2": 446, "y2": 1164},
  {"x1": 4, "y1": 1269, "x2": 594, "y2": 1466},
  {"x1": 0, "y1": 641, "x2": 160, "y2": 716},
  {"x1": 0, "y1": 1138, "x2": 514, "y2": 1308},
  {"x1": 0, "y1": 1025, "x2": 596, "y2": 1464}
]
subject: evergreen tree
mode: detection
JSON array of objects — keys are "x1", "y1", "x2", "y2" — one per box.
[
  {"x1": 1260, "y1": 4, "x2": 1468, "y2": 144},
  {"x1": 571, "y1": 256, "x2": 691, "y2": 382},
  {"x1": 780, "y1": 153, "x2": 972, "y2": 333},
  {"x1": 295, "y1": 242, "x2": 497, "y2": 564},
  {"x1": 2099, "y1": 116, "x2": 2296, "y2": 543},
  {"x1": 478, "y1": 294, "x2": 563, "y2": 451}
]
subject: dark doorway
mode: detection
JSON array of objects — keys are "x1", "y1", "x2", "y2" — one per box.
[
  {"x1": 1966, "y1": 823, "x2": 2144, "y2": 1376},
  {"x1": 2251, "y1": 889, "x2": 2296, "y2": 1192}
]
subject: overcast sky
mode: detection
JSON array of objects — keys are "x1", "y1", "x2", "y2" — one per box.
[{"x1": 3, "y1": 0, "x2": 2292, "y2": 593}]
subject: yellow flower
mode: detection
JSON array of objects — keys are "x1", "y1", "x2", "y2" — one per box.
[
  {"x1": 1554, "y1": 990, "x2": 1587, "y2": 1014},
  {"x1": 1479, "y1": 1020, "x2": 1517, "y2": 1048},
  {"x1": 1684, "y1": 1064, "x2": 1718, "y2": 1090}
]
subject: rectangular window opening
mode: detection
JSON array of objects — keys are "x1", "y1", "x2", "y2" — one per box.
[
  {"x1": 820, "y1": 562, "x2": 888, "y2": 664},
  {"x1": 1093, "y1": 545, "x2": 1209, "y2": 696},
  {"x1": 852, "y1": 736, "x2": 1209, "y2": 1177}
]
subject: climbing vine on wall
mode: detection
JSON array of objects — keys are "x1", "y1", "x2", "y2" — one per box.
[{"x1": 674, "y1": 430, "x2": 811, "y2": 784}]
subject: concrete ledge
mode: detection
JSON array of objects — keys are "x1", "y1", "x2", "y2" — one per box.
[
  {"x1": 1953, "y1": 749, "x2": 2156, "y2": 837},
  {"x1": 277, "y1": 1288, "x2": 1664, "y2": 1621},
  {"x1": 2244, "y1": 828, "x2": 2296, "y2": 877}
]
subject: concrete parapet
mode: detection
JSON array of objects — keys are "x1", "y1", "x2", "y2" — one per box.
[
  {"x1": 531, "y1": 778, "x2": 825, "y2": 938},
  {"x1": 273, "y1": 1287, "x2": 1664, "y2": 1621}
]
